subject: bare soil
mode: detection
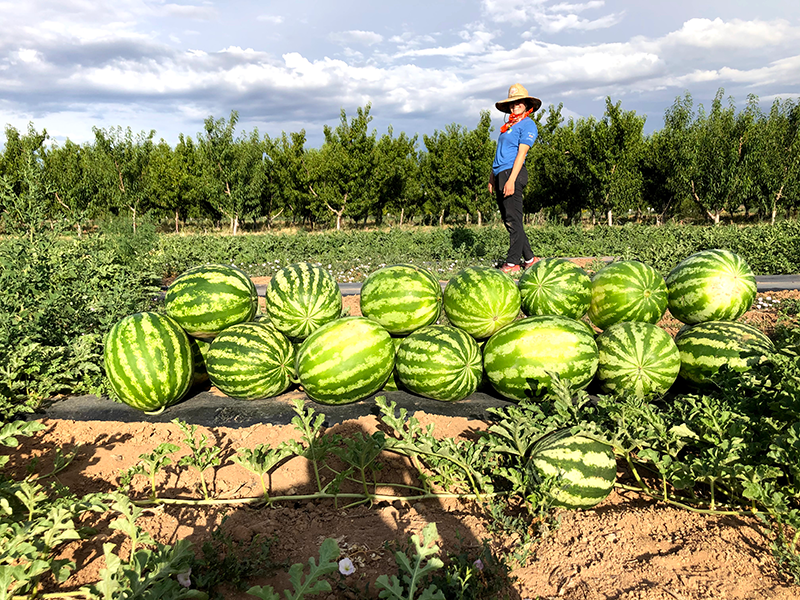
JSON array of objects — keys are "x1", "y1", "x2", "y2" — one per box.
[{"x1": 6, "y1": 287, "x2": 800, "y2": 600}]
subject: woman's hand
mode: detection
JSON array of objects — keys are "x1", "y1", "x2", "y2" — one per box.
[
  {"x1": 488, "y1": 181, "x2": 494, "y2": 194},
  {"x1": 503, "y1": 177, "x2": 516, "y2": 197}
]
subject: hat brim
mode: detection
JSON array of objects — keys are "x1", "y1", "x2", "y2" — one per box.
[{"x1": 495, "y1": 96, "x2": 542, "y2": 114}]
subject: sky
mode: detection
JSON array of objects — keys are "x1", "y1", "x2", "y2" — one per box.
[{"x1": 1, "y1": 0, "x2": 799, "y2": 148}]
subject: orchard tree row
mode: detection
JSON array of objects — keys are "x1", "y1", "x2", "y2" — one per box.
[{"x1": 0, "y1": 88, "x2": 798, "y2": 235}]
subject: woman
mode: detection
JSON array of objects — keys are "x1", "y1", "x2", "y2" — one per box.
[{"x1": 488, "y1": 84, "x2": 542, "y2": 274}]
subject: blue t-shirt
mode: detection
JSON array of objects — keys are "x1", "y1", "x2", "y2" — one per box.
[{"x1": 492, "y1": 118, "x2": 538, "y2": 175}]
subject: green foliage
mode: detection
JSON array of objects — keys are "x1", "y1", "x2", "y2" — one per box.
[
  {"x1": 120, "y1": 442, "x2": 181, "y2": 500},
  {"x1": 232, "y1": 442, "x2": 294, "y2": 499},
  {"x1": 427, "y1": 538, "x2": 516, "y2": 600},
  {"x1": 376, "y1": 522, "x2": 445, "y2": 600},
  {"x1": 83, "y1": 494, "x2": 207, "y2": 600},
  {"x1": 0, "y1": 421, "x2": 107, "y2": 599},
  {"x1": 246, "y1": 537, "x2": 340, "y2": 600},
  {"x1": 191, "y1": 516, "x2": 281, "y2": 598},
  {"x1": 173, "y1": 419, "x2": 223, "y2": 501}
]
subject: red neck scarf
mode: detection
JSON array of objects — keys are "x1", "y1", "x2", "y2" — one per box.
[{"x1": 501, "y1": 107, "x2": 534, "y2": 133}]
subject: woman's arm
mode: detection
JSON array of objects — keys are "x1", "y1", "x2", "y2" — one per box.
[{"x1": 502, "y1": 143, "x2": 530, "y2": 197}]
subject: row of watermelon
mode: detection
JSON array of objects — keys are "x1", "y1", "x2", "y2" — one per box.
[{"x1": 103, "y1": 248, "x2": 768, "y2": 412}]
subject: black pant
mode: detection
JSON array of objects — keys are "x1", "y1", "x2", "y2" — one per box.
[{"x1": 495, "y1": 167, "x2": 534, "y2": 265}]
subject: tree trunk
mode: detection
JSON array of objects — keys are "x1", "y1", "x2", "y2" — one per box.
[
  {"x1": 477, "y1": 210, "x2": 482, "y2": 226},
  {"x1": 439, "y1": 209, "x2": 445, "y2": 227},
  {"x1": 131, "y1": 206, "x2": 137, "y2": 234},
  {"x1": 400, "y1": 208, "x2": 404, "y2": 226},
  {"x1": 232, "y1": 215, "x2": 240, "y2": 236},
  {"x1": 607, "y1": 209, "x2": 613, "y2": 227},
  {"x1": 175, "y1": 209, "x2": 180, "y2": 234}
]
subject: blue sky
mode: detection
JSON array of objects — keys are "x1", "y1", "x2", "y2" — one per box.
[{"x1": 1, "y1": 0, "x2": 799, "y2": 147}]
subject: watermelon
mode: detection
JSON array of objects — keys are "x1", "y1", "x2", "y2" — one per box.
[
  {"x1": 382, "y1": 336, "x2": 405, "y2": 391},
  {"x1": 265, "y1": 262, "x2": 343, "y2": 340},
  {"x1": 665, "y1": 249, "x2": 756, "y2": 324},
  {"x1": 518, "y1": 258, "x2": 591, "y2": 319},
  {"x1": 206, "y1": 322, "x2": 296, "y2": 399},
  {"x1": 165, "y1": 264, "x2": 258, "y2": 340},
  {"x1": 675, "y1": 320, "x2": 775, "y2": 386},
  {"x1": 296, "y1": 317, "x2": 394, "y2": 404},
  {"x1": 443, "y1": 266, "x2": 521, "y2": 339},
  {"x1": 595, "y1": 322, "x2": 680, "y2": 397},
  {"x1": 588, "y1": 260, "x2": 667, "y2": 330},
  {"x1": 395, "y1": 325, "x2": 483, "y2": 402},
  {"x1": 483, "y1": 315, "x2": 599, "y2": 401},
  {"x1": 529, "y1": 428, "x2": 617, "y2": 509},
  {"x1": 189, "y1": 336, "x2": 212, "y2": 387},
  {"x1": 103, "y1": 312, "x2": 193, "y2": 412},
  {"x1": 360, "y1": 264, "x2": 442, "y2": 335}
]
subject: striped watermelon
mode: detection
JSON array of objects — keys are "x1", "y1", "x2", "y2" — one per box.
[
  {"x1": 675, "y1": 321, "x2": 775, "y2": 386},
  {"x1": 206, "y1": 322, "x2": 296, "y2": 399},
  {"x1": 265, "y1": 262, "x2": 343, "y2": 340},
  {"x1": 165, "y1": 264, "x2": 258, "y2": 340},
  {"x1": 595, "y1": 322, "x2": 680, "y2": 397},
  {"x1": 296, "y1": 317, "x2": 394, "y2": 404},
  {"x1": 529, "y1": 428, "x2": 617, "y2": 509},
  {"x1": 588, "y1": 260, "x2": 667, "y2": 330},
  {"x1": 483, "y1": 315, "x2": 598, "y2": 401},
  {"x1": 103, "y1": 312, "x2": 193, "y2": 412},
  {"x1": 189, "y1": 337, "x2": 212, "y2": 387},
  {"x1": 360, "y1": 264, "x2": 442, "y2": 335},
  {"x1": 382, "y1": 336, "x2": 405, "y2": 391},
  {"x1": 665, "y1": 249, "x2": 756, "y2": 325},
  {"x1": 518, "y1": 258, "x2": 591, "y2": 319},
  {"x1": 395, "y1": 325, "x2": 482, "y2": 402},
  {"x1": 443, "y1": 266, "x2": 521, "y2": 339}
]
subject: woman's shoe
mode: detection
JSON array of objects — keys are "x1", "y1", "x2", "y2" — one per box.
[
  {"x1": 523, "y1": 257, "x2": 540, "y2": 269},
  {"x1": 500, "y1": 263, "x2": 521, "y2": 273}
]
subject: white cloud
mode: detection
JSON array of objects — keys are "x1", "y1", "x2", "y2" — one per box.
[
  {"x1": 329, "y1": 30, "x2": 384, "y2": 46},
  {"x1": 256, "y1": 14, "x2": 284, "y2": 24},
  {"x1": 16, "y1": 49, "x2": 44, "y2": 64},
  {"x1": 162, "y1": 3, "x2": 216, "y2": 20},
  {"x1": 396, "y1": 30, "x2": 498, "y2": 58},
  {"x1": 481, "y1": 0, "x2": 620, "y2": 32},
  {"x1": 1, "y1": 4, "x2": 798, "y2": 145},
  {"x1": 662, "y1": 17, "x2": 796, "y2": 49},
  {"x1": 534, "y1": 10, "x2": 621, "y2": 33}
]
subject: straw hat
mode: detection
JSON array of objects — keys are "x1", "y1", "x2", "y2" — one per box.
[{"x1": 495, "y1": 83, "x2": 542, "y2": 114}]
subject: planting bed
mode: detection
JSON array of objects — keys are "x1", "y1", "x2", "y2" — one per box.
[{"x1": 8, "y1": 288, "x2": 800, "y2": 599}]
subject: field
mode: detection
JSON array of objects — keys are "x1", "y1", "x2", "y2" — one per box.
[
  {"x1": 4, "y1": 222, "x2": 800, "y2": 600},
  {"x1": 4, "y1": 286, "x2": 800, "y2": 600}
]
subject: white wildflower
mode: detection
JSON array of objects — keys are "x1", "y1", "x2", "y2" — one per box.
[{"x1": 338, "y1": 557, "x2": 356, "y2": 576}]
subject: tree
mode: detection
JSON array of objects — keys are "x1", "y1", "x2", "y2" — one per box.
[
  {"x1": 686, "y1": 89, "x2": 753, "y2": 224},
  {"x1": 373, "y1": 128, "x2": 420, "y2": 226},
  {"x1": 264, "y1": 131, "x2": 310, "y2": 228},
  {"x1": 43, "y1": 139, "x2": 95, "y2": 236},
  {"x1": 585, "y1": 98, "x2": 646, "y2": 225},
  {"x1": 461, "y1": 111, "x2": 495, "y2": 225},
  {"x1": 197, "y1": 111, "x2": 267, "y2": 234},
  {"x1": 144, "y1": 138, "x2": 205, "y2": 233},
  {"x1": 746, "y1": 98, "x2": 800, "y2": 223},
  {"x1": 307, "y1": 105, "x2": 377, "y2": 230},
  {"x1": 91, "y1": 126, "x2": 156, "y2": 232},
  {"x1": 419, "y1": 113, "x2": 493, "y2": 226},
  {"x1": 526, "y1": 104, "x2": 590, "y2": 223},
  {"x1": 640, "y1": 93, "x2": 695, "y2": 225},
  {"x1": 0, "y1": 124, "x2": 49, "y2": 194}
]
